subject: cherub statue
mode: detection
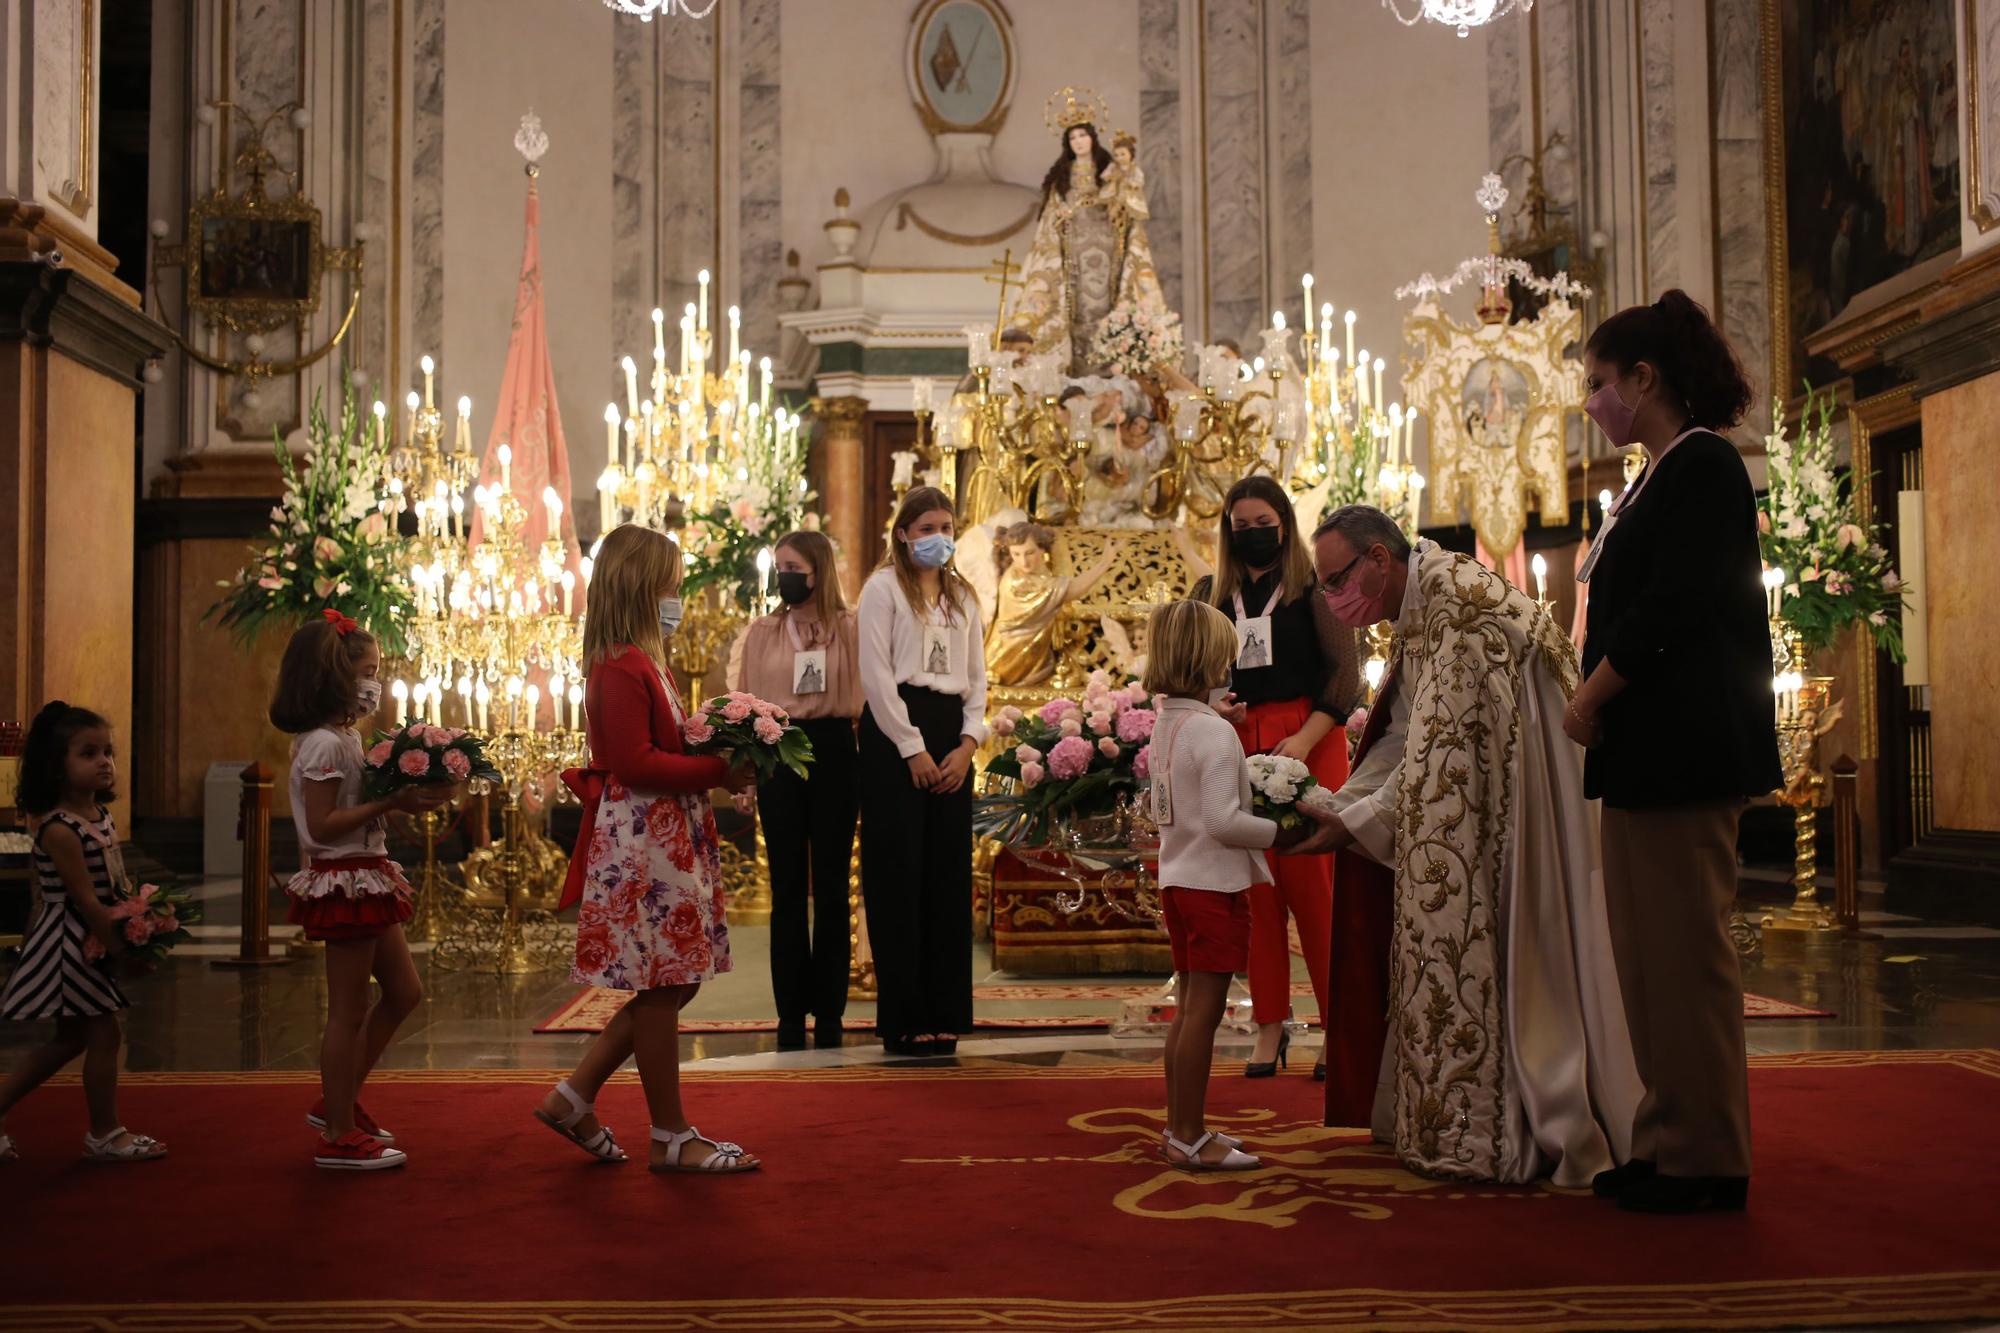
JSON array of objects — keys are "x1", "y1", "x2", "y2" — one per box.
[
  {"x1": 986, "y1": 521, "x2": 1120, "y2": 687},
  {"x1": 1080, "y1": 396, "x2": 1171, "y2": 528}
]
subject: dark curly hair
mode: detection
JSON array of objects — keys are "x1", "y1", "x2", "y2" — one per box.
[
  {"x1": 1584, "y1": 288, "x2": 1753, "y2": 431},
  {"x1": 15, "y1": 701, "x2": 114, "y2": 815},
  {"x1": 269, "y1": 617, "x2": 378, "y2": 735},
  {"x1": 1040, "y1": 122, "x2": 1113, "y2": 203}
]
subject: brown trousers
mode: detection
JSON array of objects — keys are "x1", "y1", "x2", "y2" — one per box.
[{"x1": 1600, "y1": 801, "x2": 1753, "y2": 1178}]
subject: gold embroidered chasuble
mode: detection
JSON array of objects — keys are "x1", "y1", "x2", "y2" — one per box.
[{"x1": 1380, "y1": 542, "x2": 1641, "y2": 1186}]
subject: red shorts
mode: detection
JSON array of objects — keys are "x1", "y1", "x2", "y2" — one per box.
[{"x1": 1161, "y1": 886, "x2": 1251, "y2": 974}]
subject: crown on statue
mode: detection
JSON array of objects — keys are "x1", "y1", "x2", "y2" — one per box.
[{"x1": 1044, "y1": 85, "x2": 1111, "y2": 137}]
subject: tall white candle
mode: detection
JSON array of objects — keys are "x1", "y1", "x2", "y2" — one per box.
[
  {"x1": 698, "y1": 270, "x2": 710, "y2": 332},
  {"x1": 1373, "y1": 358, "x2": 1386, "y2": 415},
  {"x1": 568, "y1": 683, "x2": 584, "y2": 734},
  {"x1": 728, "y1": 304, "x2": 739, "y2": 363},
  {"x1": 421, "y1": 354, "x2": 435, "y2": 408},
  {"x1": 652, "y1": 308, "x2": 665, "y2": 360},
  {"x1": 759, "y1": 356, "x2": 772, "y2": 417},
  {"x1": 622, "y1": 357, "x2": 639, "y2": 419},
  {"x1": 498, "y1": 443, "x2": 512, "y2": 494},
  {"x1": 1344, "y1": 310, "x2": 1357, "y2": 368},
  {"x1": 391, "y1": 678, "x2": 409, "y2": 726}
]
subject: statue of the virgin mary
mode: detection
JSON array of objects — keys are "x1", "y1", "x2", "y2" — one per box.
[{"x1": 1008, "y1": 87, "x2": 1169, "y2": 376}]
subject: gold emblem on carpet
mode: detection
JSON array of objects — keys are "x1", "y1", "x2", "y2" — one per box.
[{"x1": 905, "y1": 1105, "x2": 1561, "y2": 1227}]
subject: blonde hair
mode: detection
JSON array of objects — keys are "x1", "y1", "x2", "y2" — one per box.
[
  {"x1": 1142, "y1": 599, "x2": 1238, "y2": 699},
  {"x1": 1210, "y1": 474, "x2": 1315, "y2": 610},
  {"x1": 774, "y1": 529, "x2": 846, "y2": 625},
  {"x1": 583, "y1": 524, "x2": 684, "y2": 672},
  {"x1": 878, "y1": 485, "x2": 974, "y2": 622}
]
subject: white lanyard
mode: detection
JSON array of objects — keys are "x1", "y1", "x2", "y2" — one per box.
[
  {"x1": 1232, "y1": 581, "x2": 1284, "y2": 621},
  {"x1": 1577, "y1": 428, "x2": 1701, "y2": 584},
  {"x1": 784, "y1": 613, "x2": 821, "y2": 652},
  {"x1": 1150, "y1": 707, "x2": 1197, "y2": 825}
]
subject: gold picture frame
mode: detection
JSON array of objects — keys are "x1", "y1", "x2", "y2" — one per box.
[{"x1": 183, "y1": 188, "x2": 326, "y2": 335}]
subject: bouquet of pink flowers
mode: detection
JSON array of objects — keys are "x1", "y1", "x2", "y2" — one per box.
[
  {"x1": 361, "y1": 721, "x2": 500, "y2": 799},
  {"x1": 978, "y1": 670, "x2": 1158, "y2": 844},
  {"x1": 682, "y1": 692, "x2": 814, "y2": 782},
  {"x1": 83, "y1": 881, "x2": 200, "y2": 964}
]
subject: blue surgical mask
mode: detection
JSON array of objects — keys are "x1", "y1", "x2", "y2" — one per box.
[
  {"x1": 658, "y1": 596, "x2": 684, "y2": 637},
  {"x1": 909, "y1": 533, "x2": 956, "y2": 569}
]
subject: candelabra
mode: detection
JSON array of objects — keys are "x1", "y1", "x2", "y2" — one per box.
[
  {"x1": 949, "y1": 331, "x2": 1092, "y2": 525},
  {"x1": 1291, "y1": 283, "x2": 1426, "y2": 534},
  {"x1": 1761, "y1": 568, "x2": 1840, "y2": 938},
  {"x1": 382, "y1": 353, "x2": 588, "y2": 973}
]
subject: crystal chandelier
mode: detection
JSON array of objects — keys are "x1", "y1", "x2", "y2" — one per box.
[
  {"x1": 602, "y1": 0, "x2": 717, "y2": 19},
  {"x1": 1383, "y1": 0, "x2": 1532, "y2": 38}
]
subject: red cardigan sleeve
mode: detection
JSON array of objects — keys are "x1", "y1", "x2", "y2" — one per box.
[{"x1": 588, "y1": 656, "x2": 729, "y2": 793}]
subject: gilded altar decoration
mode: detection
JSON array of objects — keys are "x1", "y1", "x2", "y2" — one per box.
[
  {"x1": 148, "y1": 99, "x2": 366, "y2": 383},
  {"x1": 1397, "y1": 174, "x2": 1590, "y2": 563}
]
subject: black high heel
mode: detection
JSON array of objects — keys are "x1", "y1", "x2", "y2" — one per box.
[{"x1": 1244, "y1": 1027, "x2": 1290, "y2": 1079}]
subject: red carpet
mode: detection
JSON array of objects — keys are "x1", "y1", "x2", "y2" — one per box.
[{"x1": 1, "y1": 1051, "x2": 1996, "y2": 1330}]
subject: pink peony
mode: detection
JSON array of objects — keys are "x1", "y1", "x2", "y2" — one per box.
[
  {"x1": 1097, "y1": 737, "x2": 1120, "y2": 759},
  {"x1": 721, "y1": 699, "x2": 752, "y2": 722},
  {"x1": 1087, "y1": 712, "x2": 1114, "y2": 736},
  {"x1": 1038, "y1": 698, "x2": 1080, "y2": 726},
  {"x1": 993, "y1": 717, "x2": 1016, "y2": 736},
  {"x1": 1015, "y1": 745, "x2": 1042, "y2": 764},
  {"x1": 1058, "y1": 717, "x2": 1083, "y2": 738},
  {"x1": 443, "y1": 749, "x2": 472, "y2": 780},
  {"x1": 999, "y1": 704, "x2": 1024, "y2": 723},
  {"x1": 1133, "y1": 744, "x2": 1152, "y2": 780},
  {"x1": 367, "y1": 740, "x2": 395, "y2": 766},
  {"x1": 1115, "y1": 708, "x2": 1156, "y2": 743},
  {"x1": 753, "y1": 715, "x2": 785, "y2": 744},
  {"x1": 683, "y1": 719, "x2": 716, "y2": 746},
  {"x1": 1048, "y1": 735, "x2": 1094, "y2": 780},
  {"x1": 398, "y1": 749, "x2": 432, "y2": 777},
  {"x1": 1126, "y1": 682, "x2": 1150, "y2": 708},
  {"x1": 1019, "y1": 761, "x2": 1046, "y2": 788}
]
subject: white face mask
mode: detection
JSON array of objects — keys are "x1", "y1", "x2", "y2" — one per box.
[
  {"x1": 356, "y1": 678, "x2": 383, "y2": 712},
  {"x1": 658, "y1": 596, "x2": 684, "y2": 638}
]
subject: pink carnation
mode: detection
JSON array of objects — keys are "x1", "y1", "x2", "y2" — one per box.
[
  {"x1": 1115, "y1": 708, "x2": 1156, "y2": 743},
  {"x1": 1019, "y1": 761, "x2": 1046, "y2": 788},
  {"x1": 1039, "y1": 698, "x2": 1080, "y2": 726},
  {"x1": 398, "y1": 749, "x2": 432, "y2": 777},
  {"x1": 123, "y1": 915, "x2": 152, "y2": 945},
  {"x1": 993, "y1": 717, "x2": 1016, "y2": 736},
  {"x1": 1097, "y1": 737, "x2": 1120, "y2": 759},
  {"x1": 443, "y1": 749, "x2": 472, "y2": 780},
  {"x1": 683, "y1": 719, "x2": 716, "y2": 746},
  {"x1": 367, "y1": 739, "x2": 395, "y2": 766},
  {"x1": 721, "y1": 699, "x2": 752, "y2": 722},
  {"x1": 1058, "y1": 718, "x2": 1083, "y2": 738},
  {"x1": 1347, "y1": 707, "x2": 1370, "y2": 736},
  {"x1": 1088, "y1": 712, "x2": 1115, "y2": 736},
  {"x1": 1048, "y1": 735, "x2": 1094, "y2": 780},
  {"x1": 1127, "y1": 682, "x2": 1150, "y2": 708},
  {"x1": 1133, "y1": 744, "x2": 1152, "y2": 780},
  {"x1": 1015, "y1": 745, "x2": 1042, "y2": 764},
  {"x1": 999, "y1": 705, "x2": 1024, "y2": 723},
  {"x1": 753, "y1": 715, "x2": 785, "y2": 744}
]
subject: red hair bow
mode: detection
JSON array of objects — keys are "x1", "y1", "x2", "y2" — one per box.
[{"x1": 322, "y1": 608, "x2": 358, "y2": 636}]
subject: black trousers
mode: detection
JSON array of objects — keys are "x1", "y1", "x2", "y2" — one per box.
[
  {"x1": 756, "y1": 717, "x2": 859, "y2": 1026},
  {"x1": 858, "y1": 685, "x2": 974, "y2": 1041}
]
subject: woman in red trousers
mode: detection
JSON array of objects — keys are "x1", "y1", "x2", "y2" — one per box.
[{"x1": 1196, "y1": 476, "x2": 1360, "y2": 1078}]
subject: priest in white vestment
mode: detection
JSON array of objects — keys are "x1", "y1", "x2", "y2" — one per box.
[{"x1": 1296, "y1": 505, "x2": 1642, "y2": 1188}]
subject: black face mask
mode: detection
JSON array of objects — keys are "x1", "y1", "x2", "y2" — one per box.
[
  {"x1": 776, "y1": 570, "x2": 813, "y2": 606},
  {"x1": 1230, "y1": 525, "x2": 1284, "y2": 568}
]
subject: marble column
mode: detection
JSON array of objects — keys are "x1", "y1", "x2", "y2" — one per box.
[
  {"x1": 738, "y1": 0, "x2": 782, "y2": 359},
  {"x1": 815, "y1": 396, "x2": 869, "y2": 600},
  {"x1": 1640, "y1": 1, "x2": 1678, "y2": 294},
  {"x1": 1139, "y1": 0, "x2": 1185, "y2": 319},
  {"x1": 1271, "y1": 0, "x2": 1312, "y2": 316},
  {"x1": 611, "y1": 10, "x2": 657, "y2": 358},
  {"x1": 1202, "y1": 0, "x2": 1264, "y2": 346},
  {"x1": 412, "y1": 0, "x2": 447, "y2": 368},
  {"x1": 658, "y1": 17, "x2": 716, "y2": 333},
  {"x1": 1709, "y1": 0, "x2": 1771, "y2": 418}
]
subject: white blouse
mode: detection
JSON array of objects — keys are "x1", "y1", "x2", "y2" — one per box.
[
  {"x1": 1151, "y1": 698, "x2": 1276, "y2": 893},
  {"x1": 288, "y1": 727, "x2": 387, "y2": 862},
  {"x1": 856, "y1": 568, "x2": 989, "y2": 759}
]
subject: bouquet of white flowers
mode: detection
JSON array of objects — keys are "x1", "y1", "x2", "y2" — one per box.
[{"x1": 1245, "y1": 753, "x2": 1318, "y2": 832}]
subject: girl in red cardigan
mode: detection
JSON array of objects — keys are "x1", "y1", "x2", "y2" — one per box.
[{"x1": 532, "y1": 524, "x2": 758, "y2": 1173}]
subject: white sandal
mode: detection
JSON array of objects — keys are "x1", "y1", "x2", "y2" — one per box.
[
  {"x1": 1162, "y1": 1130, "x2": 1260, "y2": 1172},
  {"x1": 531, "y1": 1080, "x2": 627, "y2": 1163},
  {"x1": 82, "y1": 1127, "x2": 167, "y2": 1162},
  {"x1": 1159, "y1": 1128, "x2": 1245, "y2": 1157},
  {"x1": 649, "y1": 1125, "x2": 758, "y2": 1174}
]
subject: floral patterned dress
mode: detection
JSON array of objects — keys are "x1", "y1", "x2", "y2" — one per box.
[{"x1": 570, "y1": 665, "x2": 731, "y2": 991}]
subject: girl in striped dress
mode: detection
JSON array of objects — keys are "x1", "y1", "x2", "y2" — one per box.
[{"x1": 0, "y1": 702, "x2": 166, "y2": 1163}]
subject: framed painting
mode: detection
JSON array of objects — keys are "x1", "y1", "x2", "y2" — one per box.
[{"x1": 1766, "y1": 0, "x2": 1963, "y2": 394}]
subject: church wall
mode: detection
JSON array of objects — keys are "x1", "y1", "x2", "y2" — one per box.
[{"x1": 1964, "y1": 0, "x2": 2000, "y2": 260}]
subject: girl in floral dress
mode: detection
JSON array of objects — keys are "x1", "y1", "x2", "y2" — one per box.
[
  {"x1": 272, "y1": 612, "x2": 450, "y2": 1171},
  {"x1": 533, "y1": 524, "x2": 760, "y2": 1174}
]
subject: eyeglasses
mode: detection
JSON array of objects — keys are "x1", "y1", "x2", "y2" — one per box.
[{"x1": 1320, "y1": 553, "x2": 1364, "y2": 593}]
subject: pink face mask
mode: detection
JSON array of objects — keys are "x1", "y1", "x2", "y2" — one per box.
[
  {"x1": 1322, "y1": 560, "x2": 1387, "y2": 628},
  {"x1": 1585, "y1": 380, "x2": 1643, "y2": 447}
]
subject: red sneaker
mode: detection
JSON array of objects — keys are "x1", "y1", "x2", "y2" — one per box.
[
  {"x1": 313, "y1": 1129, "x2": 407, "y2": 1171},
  {"x1": 306, "y1": 1099, "x2": 396, "y2": 1144}
]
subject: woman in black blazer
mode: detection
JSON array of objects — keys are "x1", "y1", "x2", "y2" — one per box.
[{"x1": 1563, "y1": 290, "x2": 1783, "y2": 1215}]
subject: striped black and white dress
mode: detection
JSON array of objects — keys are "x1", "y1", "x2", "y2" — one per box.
[{"x1": 0, "y1": 808, "x2": 130, "y2": 1019}]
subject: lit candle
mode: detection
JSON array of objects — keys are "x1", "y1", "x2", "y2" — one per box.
[
  {"x1": 1319, "y1": 301, "x2": 1334, "y2": 360},
  {"x1": 1598, "y1": 487, "x2": 1614, "y2": 516},
  {"x1": 1405, "y1": 407, "x2": 1419, "y2": 464},
  {"x1": 1344, "y1": 310, "x2": 1357, "y2": 368},
  {"x1": 456, "y1": 395, "x2": 471, "y2": 456},
  {"x1": 1373, "y1": 357, "x2": 1386, "y2": 415},
  {"x1": 622, "y1": 356, "x2": 639, "y2": 419},
  {"x1": 1388, "y1": 403, "x2": 1404, "y2": 464},
  {"x1": 456, "y1": 677, "x2": 472, "y2": 728},
  {"x1": 698, "y1": 270, "x2": 710, "y2": 332},
  {"x1": 677, "y1": 312, "x2": 689, "y2": 376},
  {"x1": 391, "y1": 678, "x2": 409, "y2": 725},
  {"x1": 475, "y1": 679, "x2": 490, "y2": 734},
  {"x1": 1355, "y1": 362, "x2": 1370, "y2": 409},
  {"x1": 568, "y1": 683, "x2": 583, "y2": 733},
  {"x1": 1764, "y1": 565, "x2": 1786, "y2": 619},
  {"x1": 421, "y1": 355, "x2": 435, "y2": 408},
  {"x1": 911, "y1": 376, "x2": 933, "y2": 416},
  {"x1": 652, "y1": 307, "x2": 665, "y2": 361},
  {"x1": 405, "y1": 390, "x2": 419, "y2": 441},
  {"x1": 728, "y1": 304, "x2": 739, "y2": 363},
  {"x1": 1531, "y1": 552, "x2": 1548, "y2": 603},
  {"x1": 759, "y1": 356, "x2": 772, "y2": 417},
  {"x1": 372, "y1": 399, "x2": 387, "y2": 452},
  {"x1": 1300, "y1": 272, "x2": 1313, "y2": 330},
  {"x1": 756, "y1": 545, "x2": 773, "y2": 611},
  {"x1": 526, "y1": 682, "x2": 542, "y2": 733},
  {"x1": 560, "y1": 568, "x2": 576, "y2": 618},
  {"x1": 549, "y1": 674, "x2": 565, "y2": 730},
  {"x1": 498, "y1": 443, "x2": 512, "y2": 494},
  {"x1": 543, "y1": 485, "x2": 563, "y2": 537}
]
